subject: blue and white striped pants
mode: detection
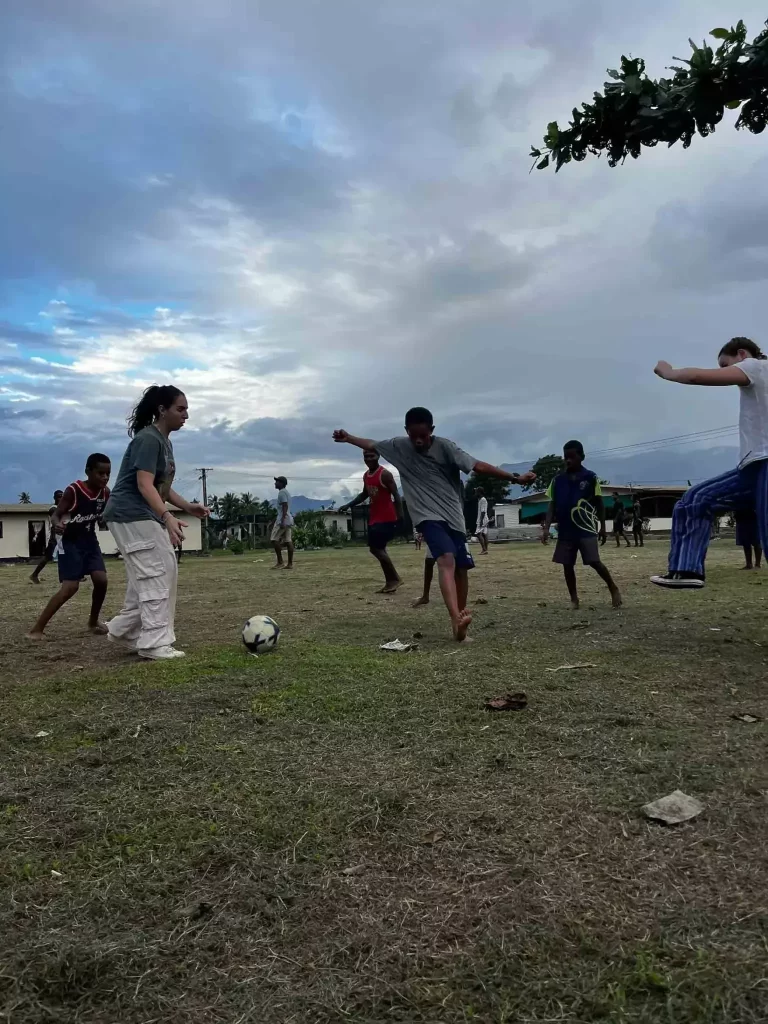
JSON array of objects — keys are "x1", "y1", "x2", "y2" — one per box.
[{"x1": 669, "y1": 460, "x2": 768, "y2": 574}]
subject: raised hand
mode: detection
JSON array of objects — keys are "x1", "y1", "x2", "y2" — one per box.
[
  {"x1": 654, "y1": 360, "x2": 674, "y2": 380},
  {"x1": 333, "y1": 429, "x2": 349, "y2": 443},
  {"x1": 517, "y1": 471, "x2": 537, "y2": 486}
]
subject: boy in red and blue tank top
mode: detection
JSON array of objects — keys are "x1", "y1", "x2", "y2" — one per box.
[
  {"x1": 339, "y1": 449, "x2": 404, "y2": 592},
  {"x1": 27, "y1": 453, "x2": 112, "y2": 640}
]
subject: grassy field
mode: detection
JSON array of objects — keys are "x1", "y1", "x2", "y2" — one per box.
[{"x1": 1, "y1": 539, "x2": 767, "y2": 1024}]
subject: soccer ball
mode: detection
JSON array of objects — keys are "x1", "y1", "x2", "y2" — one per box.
[{"x1": 242, "y1": 615, "x2": 280, "y2": 654}]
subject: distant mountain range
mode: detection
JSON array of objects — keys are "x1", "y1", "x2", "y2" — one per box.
[
  {"x1": 501, "y1": 445, "x2": 740, "y2": 494},
  {"x1": 276, "y1": 446, "x2": 741, "y2": 508},
  {"x1": 270, "y1": 495, "x2": 336, "y2": 512}
]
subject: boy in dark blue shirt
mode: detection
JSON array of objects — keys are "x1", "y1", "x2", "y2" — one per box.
[{"x1": 541, "y1": 440, "x2": 622, "y2": 609}]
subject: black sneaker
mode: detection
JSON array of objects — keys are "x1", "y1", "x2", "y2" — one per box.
[{"x1": 650, "y1": 571, "x2": 705, "y2": 589}]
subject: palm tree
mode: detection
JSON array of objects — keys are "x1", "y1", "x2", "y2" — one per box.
[
  {"x1": 18, "y1": 491, "x2": 32, "y2": 504},
  {"x1": 219, "y1": 493, "x2": 242, "y2": 526},
  {"x1": 209, "y1": 495, "x2": 221, "y2": 519},
  {"x1": 239, "y1": 492, "x2": 257, "y2": 514}
]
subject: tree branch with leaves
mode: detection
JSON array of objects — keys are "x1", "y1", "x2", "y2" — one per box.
[{"x1": 531, "y1": 20, "x2": 768, "y2": 172}]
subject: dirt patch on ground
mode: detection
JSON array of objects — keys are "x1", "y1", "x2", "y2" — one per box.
[{"x1": 2, "y1": 543, "x2": 768, "y2": 1022}]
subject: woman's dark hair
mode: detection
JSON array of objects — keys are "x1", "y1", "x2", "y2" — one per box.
[
  {"x1": 128, "y1": 385, "x2": 183, "y2": 436},
  {"x1": 405, "y1": 406, "x2": 434, "y2": 428},
  {"x1": 718, "y1": 337, "x2": 766, "y2": 361}
]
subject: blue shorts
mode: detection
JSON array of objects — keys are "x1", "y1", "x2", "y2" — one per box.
[
  {"x1": 368, "y1": 521, "x2": 397, "y2": 549},
  {"x1": 419, "y1": 521, "x2": 474, "y2": 569},
  {"x1": 57, "y1": 537, "x2": 106, "y2": 582}
]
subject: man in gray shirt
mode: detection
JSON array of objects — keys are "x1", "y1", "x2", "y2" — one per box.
[{"x1": 334, "y1": 406, "x2": 535, "y2": 643}]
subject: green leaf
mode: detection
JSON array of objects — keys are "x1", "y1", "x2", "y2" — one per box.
[
  {"x1": 710, "y1": 28, "x2": 730, "y2": 40},
  {"x1": 536, "y1": 156, "x2": 550, "y2": 170}
]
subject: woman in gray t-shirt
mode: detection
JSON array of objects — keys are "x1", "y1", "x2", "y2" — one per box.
[{"x1": 103, "y1": 385, "x2": 209, "y2": 660}]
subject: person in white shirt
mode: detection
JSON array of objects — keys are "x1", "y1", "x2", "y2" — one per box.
[
  {"x1": 651, "y1": 337, "x2": 768, "y2": 589},
  {"x1": 271, "y1": 475, "x2": 295, "y2": 569},
  {"x1": 474, "y1": 487, "x2": 489, "y2": 554}
]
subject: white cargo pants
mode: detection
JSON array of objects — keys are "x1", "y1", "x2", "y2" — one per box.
[{"x1": 107, "y1": 520, "x2": 178, "y2": 651}]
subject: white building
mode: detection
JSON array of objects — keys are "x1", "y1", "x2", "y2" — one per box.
[
  {"x1": 0, "y1": 503, "x2": 202, "y2": 561},
  {"x1": 322, "y1": 509, "x2": 353, "y2": 537}
]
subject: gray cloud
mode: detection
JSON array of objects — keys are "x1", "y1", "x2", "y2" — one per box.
[{"x1": 2, "y1": 0, "x2": 767, "y2": 500}]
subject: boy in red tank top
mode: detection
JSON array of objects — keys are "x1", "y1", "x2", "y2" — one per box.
[
  {"x1": 339, "y1": 449, "x2": 404, "y2": 592},
  {"x1": 27, "y1": 453, "x2": 111, "y2": 640}
]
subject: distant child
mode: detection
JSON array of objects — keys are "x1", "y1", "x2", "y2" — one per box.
[
  {"x1": 542, "y1": 441, "x2": 622, "y2": 609},
  {"x1": 414, "y1": 530, "x2": 423, "y2": 550},
  {"x1": 334, "y1": 407, "x2": 535, "y2": 641},
  {"x1": 612, "y1": 493, "x2": 630, "y2": 548},
  {"x1": 27, "y1": 455, "x2": 111, "y2": 639},
  {"x1": 339, "y1": 449, "x2": 404, "y2": 592},
  {"x1": 652, "y1": 338, "x2": 768, "y2": 589},
  {"x1": 475, "y1": 487, "x2": 490, "y2": 554},
  {"x1": 29, "y1": 488, "x2": 64, "y2": 583},
  {"x1": 735, "y1": 508, "x2": 762, "y2": 570},
  {"x1": 631, "y1": 499, "x2": 645, "y2": 547}
]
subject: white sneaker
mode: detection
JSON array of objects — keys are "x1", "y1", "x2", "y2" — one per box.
[
  {"x1": 108, "y1": 633, "x2": 139, "y2": 653},
  {"x1": 138, "y1": 646, "x2": 186, "y2": 660}
]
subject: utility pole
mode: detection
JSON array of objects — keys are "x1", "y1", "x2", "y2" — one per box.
[{"x1": 196, "y1": 468, "x2": 214, "y2": 552}]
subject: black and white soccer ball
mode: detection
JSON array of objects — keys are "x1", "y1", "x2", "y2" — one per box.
[{"x1": 242, "y1": 615, "x2": 280, "y2": 654}]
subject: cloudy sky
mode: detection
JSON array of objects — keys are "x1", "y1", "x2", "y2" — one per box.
[{"x1": 2, "y1": 0, "x2": 766, "y2": 502}]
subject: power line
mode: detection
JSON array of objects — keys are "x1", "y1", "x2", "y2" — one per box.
[{"x1": 588, "y1": 424, "x2": 738, "y2": 458}]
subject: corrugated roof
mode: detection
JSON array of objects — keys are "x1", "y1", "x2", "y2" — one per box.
[
  {"x1": 0, "y1": 504, "x2": 52, "y2": 513},
  {"x1": 511, "y1": 483, "x2": 687, "y2": 505}
]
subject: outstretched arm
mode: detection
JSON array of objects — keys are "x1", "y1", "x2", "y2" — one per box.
[
  {"x1": 168, "y1": 487, "x2": 210, "y2": 519},
  {"x1": 333, "y1": 429, "x2": 378, "y2": 450},
  {"x1": 338, "y1": 488, "x2": 368, "y2": 513},
  {"x1": 473, "y1": 460, "x2": 537, "y2": 487},
  {"x1": 381, "y1": 469, "x2": 404, "y2": 520},
  {"x1": 654, "y1": 362, "x2": 749, "y2": 387}
]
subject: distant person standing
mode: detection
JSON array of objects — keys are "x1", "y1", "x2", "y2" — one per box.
[
  {"x1": 103, "y1": 384, "x2": 209, "y2": 659},
  {"x1": 631, "y1": 499, "x2": 645, "y2": 547},
  {"x1": 271, "y1": 476, "x2": 294, "y2": 569},
  {"x1": 339, "y1": 449, "x2": 404, "y2": 592},
  {"x1": 735, "y1": 508, "x2": 762, "y2": 570},
  {"x1": 475, "y1": 487, "x2": 489, "y2": 554},
  {"x1": 612, "y1": 493, "x2": 630, "y2": 548},
  {"x1": 29, "y1": 489, "x2": 64, "y2": 583}
]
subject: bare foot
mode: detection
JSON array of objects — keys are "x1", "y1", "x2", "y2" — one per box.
[
  {"x1": 412, "y1": 596, "x2": 430, "y2": 607},
  {"x1": 29, "y1": 575, "x2": 41, "y2": 585},
  {"x1": 378, "y1": 580, "x2": 403, "y2": 594},
  {"x1": 88, "y1": 622, "x2": 109, "y2": 635},
  {"x1": 457, "y1": 634, "x2": 475, "y2": 644},
  {"x1": 611, "y1": 589, "x2": 623, "y2": 608},
  {"x1": 284, "y1": 564, "x2": 294, "y2": 570},
  {"x1": 571, "y1": 599, "x2": 580, "y2": 610},
  {"x1": 26, "y1": 631, "x2": 46, "y2": 641},
  {"x1": 452, "y1": 608, "x2": 473, "y2": 643},
  {"x1": 270, "y1": 564, "x2": 285, "y2": 570}
]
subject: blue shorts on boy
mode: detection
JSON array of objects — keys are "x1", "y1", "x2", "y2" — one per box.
[
  {"x1": 419, "y1": 521, "x2": 474, "y2": 569},
  {"x1": 57, "y1": 534, "x2": 106, "y2": 582}
]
